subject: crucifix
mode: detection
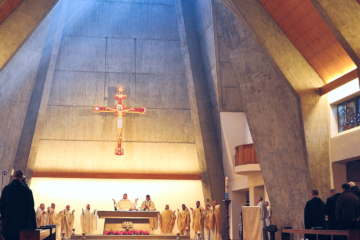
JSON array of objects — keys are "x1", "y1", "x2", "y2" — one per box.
[{"x1": 94, "y1": 85, "x2": 146, "y2": 155}]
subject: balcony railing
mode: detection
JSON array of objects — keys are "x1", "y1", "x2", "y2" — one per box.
[{"x1": 235, "y1": 143, "x2": 258, "y2": 166}]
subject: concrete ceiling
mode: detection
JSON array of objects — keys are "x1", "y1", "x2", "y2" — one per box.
[{"x1": 258, "y1": 0, "x2": 356, "y2": 83}]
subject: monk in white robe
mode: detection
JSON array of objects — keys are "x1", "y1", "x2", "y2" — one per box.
[
  {"x1": 177, "y1": 204, "x2": 190, "y2": 236},
  {"x1": 190, "y1": 201, "x2": 205, "y2": 240},
  {"x1": 159, "y1": 205, "x2": 176, "y2": 234},
  {"x1": 80, "y1": 204, "x2": 97, "y2": 234},
  {"x1": 47, "y1": 203, "x2": 62, "y2": 240},
  {"x1": 140, "y1": 195, "x2": 157, "y2": 234},
  {"x1": 210, "y1": 201, "x2": 222, "y2": 240},
  {"x1": 36, "y1": 203, "x2": 47, "y2": 228},
  {"x1": 204, "y1": 205, "x2": 213, "y2": 240},
  {"x1": 112, "y1": 193, "x2": 138, "y2": 210},
  {"x1": 59, "y1": 205, "x2": 75, "y2": 237}
]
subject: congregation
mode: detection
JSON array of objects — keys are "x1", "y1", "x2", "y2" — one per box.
[{"x1": 304, "y1": 182, "x2": 360, "y2": 231}]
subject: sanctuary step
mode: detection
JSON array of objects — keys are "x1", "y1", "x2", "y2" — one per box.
[{"x1": 70, "y1": 235, "x2": 190, "y2": 240}]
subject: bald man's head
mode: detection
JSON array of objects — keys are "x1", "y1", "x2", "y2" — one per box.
[{"x1": 349, "y1": 182, "x2": 356, "y2": 187}]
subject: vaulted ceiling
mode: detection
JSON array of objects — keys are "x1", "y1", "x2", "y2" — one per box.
[{"x1": 258, "y1": 0, "x2": 356, "y2": 84}]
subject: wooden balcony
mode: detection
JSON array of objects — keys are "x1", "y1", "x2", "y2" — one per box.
[{"x1": 234, "y1": 143, "x2": 260, "y2": 175}]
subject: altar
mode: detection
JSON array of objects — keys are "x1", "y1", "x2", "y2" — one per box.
[{"x1": 98, "y1": 211, "x2": 160, "y2": 234}]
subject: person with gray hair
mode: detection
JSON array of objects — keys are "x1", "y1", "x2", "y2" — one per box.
[{"x1": 348, "y1": 182, "x2": 360, "y2": 200}]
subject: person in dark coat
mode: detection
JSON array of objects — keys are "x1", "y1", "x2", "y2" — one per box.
[
  {"x1": 326, "y1": 189, "x2": 341, "y2": 230},
  {"x1": 336, "y1": 183, "x2": 360, "y2": 230},
  {"x1": 305, "y1": 189, "x2": 326, "y2": 229},
  {"x1": 348, "y1": 182, "x2": 360, "y2": 200},
  {"x1": 0, "y1": 170, "x2": 37, "y2": 240},
  {"x1": 21, "y1": 176, "x2": 37, "y2": 230}
]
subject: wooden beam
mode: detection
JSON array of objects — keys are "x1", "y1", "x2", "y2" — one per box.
[
  {"x1": 320, "y1": 69, "x2": 358, "y2": 95},
  {"x1": 32, "y1": 172, "x2": 201, "y2": 180}
]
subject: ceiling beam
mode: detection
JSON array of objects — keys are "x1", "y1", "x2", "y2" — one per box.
[
  {"x1": 33, "y1": 171, "x2": 201, "y2": 180},
  {"x1": 320, "y1": 69, "x2": 358, "y2": 96}
]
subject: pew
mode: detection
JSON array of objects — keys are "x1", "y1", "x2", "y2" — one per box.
[
  {"x1": 39, "y1": 225, "x2": 57, "y2": 240},
  {"x1": 19, "y1": 225, "x2": 56, "y2": 240},
  {"x1": 19, "y1": 229, "x2": 50, "y2": 240},
  {"x1": 281, "y1": 228, "x2": 360, "y2": 240}
]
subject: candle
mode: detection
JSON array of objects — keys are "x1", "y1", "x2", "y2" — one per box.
[{"x1": 225, "y1": 177, "x2": 229, "y2": 199}]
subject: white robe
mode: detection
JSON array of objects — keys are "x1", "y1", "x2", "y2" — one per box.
[
  {"x1": 258, "y1": 201, "x2": 268, "y2": 240},
  {"x1": 59, "y1": 209, "x2": 75, "y2": 237},
  {"x1": 47, "y1": 207, "x2": 61, "y2": 240},
  {"x1": 115, "y1": 199, "x2": 137, "y2": 210},
  {"x1": 80, "y1": 209, "x2": 97, "y2": 234},
  {"x1": 36, "y1": 208, "x2": 47, "y2": 228}
]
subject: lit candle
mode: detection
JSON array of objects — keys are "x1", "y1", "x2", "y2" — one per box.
[{"x1": 225, "y1": 176, "x2": 229, "y2": 199}]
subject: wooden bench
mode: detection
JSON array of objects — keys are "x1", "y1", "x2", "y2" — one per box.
[
  {"x1": 19, "y1": 229, "x2": 51, "y2": 240},
  {"x1": 281, "y1": 228, "x2": 360, "y2": 240}
]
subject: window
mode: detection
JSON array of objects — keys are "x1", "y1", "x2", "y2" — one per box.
[{"x1": 337, "y1": 96, "x2": 360, "y2": 132}]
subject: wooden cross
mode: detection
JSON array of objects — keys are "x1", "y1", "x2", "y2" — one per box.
[{"x1": 94, "y1": 85, "x2": 146, "y2": 155}]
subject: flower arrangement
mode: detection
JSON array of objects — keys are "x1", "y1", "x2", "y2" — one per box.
[{"x1": 103, "y1": 229, "x2": 149, "y2": 235}]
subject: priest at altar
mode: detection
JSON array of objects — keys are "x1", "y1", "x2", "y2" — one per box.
[
  {"x1": 47, "y1": 203, "x2": 62, "y2": 239},
  {"x1": 177, "y1": 204, "x2": 191, "y2": 236},
  {"x1": 36, "y1": 203, "x2": 47, "y2": 228},
  {"x1": 113, "y1": 193, "x2": 138, "y2": 210},
  {"x1": 159, "y1": 204, "x2": 176, "y2": 234},
  {"x1": 81, "y1": 204, "x2": 97, "y2": 234},
  {"x1": 140, "y1": 195, "x2": 157, "y2": 233},
  {"x1": 59, "y1": 205, "x2": 75, "y2": 237}
]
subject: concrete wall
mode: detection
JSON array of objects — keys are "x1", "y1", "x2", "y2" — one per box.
[
  {"x1": 33, "y1": 0, "x2": 200, "y2": 175},
  {"x1": 0, "y1": 14, "x2": 51, "y2": 187},
  {"x1": 331, "y1": 128, "x2": 360, "y2": 163},
  {"x1": 216, "y1": 0, "x2": 313, "y2": 230}
]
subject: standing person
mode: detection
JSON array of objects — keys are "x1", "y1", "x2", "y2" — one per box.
[
  {"x1": 112, "y1": 193, "x2": 138, "y2": 210},
  {"x1": 59, "y1": 205, "x2": 75, "y2": 237},
  {"x1": 159, "y1": 204, "x2": 176, "y2": 234},
  {"x1": 325, "y1": 189, "x2": 341, "y2": 230},
  {"x1": 257, "y1": 197, "x2": 268, "y2": 240},
  {"x1": 265, "y1": 201, "x2": 272, "y2": 226},
  {"x1": 336, "y1": 183, "x2": 360, "y2": 230},
  {"x1": 203, "y1": 205, "x2": 212, "y2": 240},
  {"x1": 304, "y1": 190, "x2": 326, "y2": 229},
  {"x1": 304, "y1": 190, "x2": 326, "y2": 240},
  {"x1": 190, "y1": 201, "x2": 204, "y2": 240},
  {"x1": 0, "y1": 170, "x2": 36, "y2": 240},
  {"x1": 211, "y1": 200, "x2": 222, "y2": 240},
  {"x1": 348, "y1": 182, "x2": 360, "y2": 200},
  {"x1": 48, "y1": 203, "x2": 62, "y2": 239},
  {"x1": 20, "y1": 176, "x2": 37, "y2": 229},
  {"x1": 36, "y1": 203, "x2": 48, "y2": 228},
  {"x1": 140, "y1": 195, "x2": 156, "y2": 233},
  {"x1": 80, "y1": 204, "x2": 97, "y2": 234},
  {"x1": 177, "y1": 204, "x2": 191, "y2": 236}
]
